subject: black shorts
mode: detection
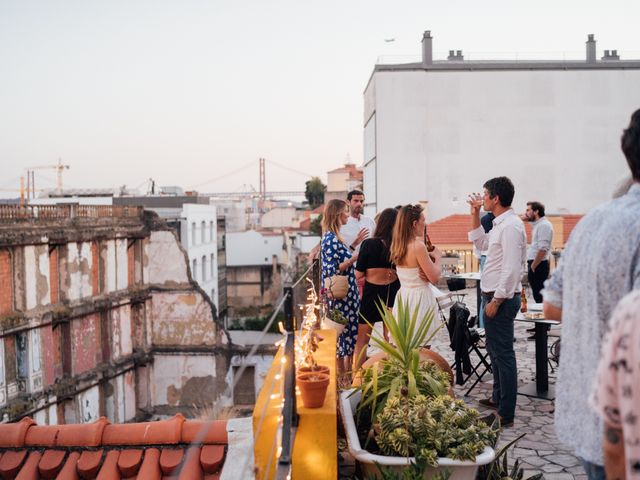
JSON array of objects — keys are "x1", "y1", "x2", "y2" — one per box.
[{"x1": 358, "y1": 280, "x2": 400, "y2": 325}]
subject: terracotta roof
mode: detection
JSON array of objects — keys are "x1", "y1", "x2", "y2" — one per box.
[
  {"x1": 427, "y1": 214, "x2": 472, "y2": 245},
  {"x1": 562, "y1": 215, "x2": 583, "y2": 243},
  {"x1": 311, "y1": 204, "x2": 324, "y2": 214},
  {"x1": 299, "y1": 217, "x2": 311, "y2": 230},
  {"x1": 0, "y1": 414, "x2": 227, "y2": 479}
]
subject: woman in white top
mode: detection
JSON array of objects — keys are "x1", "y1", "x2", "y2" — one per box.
[{"x1": 389, "y1": 204, "x2": 442, "y2": 344}]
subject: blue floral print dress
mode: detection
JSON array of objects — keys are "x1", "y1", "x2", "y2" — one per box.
[{"x1": 321, "y1": 231, "x2": 360, "y2": 358}]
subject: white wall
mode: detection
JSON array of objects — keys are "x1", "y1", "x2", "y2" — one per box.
[
  {"x1": 226, "y1": 231, "x2": 284, "y2": 267},
  {"x1": 181, "y1": 203, "x2": 219, "y2": 312},
  {"x1": 366, "y1": 68, "x2": 640, "y2": 220}
]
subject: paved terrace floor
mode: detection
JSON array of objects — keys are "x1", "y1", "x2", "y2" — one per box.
[{"x1": 339, "y1": 287, "x2": 584, "y2": 480}]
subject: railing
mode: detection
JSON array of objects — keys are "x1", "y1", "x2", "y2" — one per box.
[{"x1": 0, "y1": 204, "x2": 144, "y2": 222}]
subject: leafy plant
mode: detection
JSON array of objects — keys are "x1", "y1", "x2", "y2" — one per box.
[
  {"x1": 477, "y1": 432, "x2": 544, "y2": 480},
  {"x1": 375, "y1": 393, "x2": 497, "y2": 466},
  {"x1": 355, "y1": 298, "x2": 446, "y2": 425},
  {"x1": 327, "y1": 308, "x2": 349, "y2": 325}
]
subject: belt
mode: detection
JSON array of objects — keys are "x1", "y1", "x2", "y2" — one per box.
[
  {"x1": 527, "y1": 259, "x2": 549, "y2": 263},
  {"x1": 481, "y1": 291, "x2": 521, "y2": 299}
]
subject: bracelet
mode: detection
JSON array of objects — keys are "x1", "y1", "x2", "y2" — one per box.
[{"x1": 349, "y1": 245, "x2": 355, "y2": 251}]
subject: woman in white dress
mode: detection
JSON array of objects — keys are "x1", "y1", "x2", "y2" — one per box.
[{"x1": 390, "y1": 204, "x2": 442, "y2": 344}]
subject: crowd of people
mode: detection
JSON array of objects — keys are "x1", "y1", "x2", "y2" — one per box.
[{"x1": 317, "y1": 107, "x2": 640, "y2": 479}]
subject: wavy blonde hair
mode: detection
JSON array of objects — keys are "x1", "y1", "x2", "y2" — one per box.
[
  {"x1": 390, "y1": 204, "x2": 424, "y2": 265},
  {"x1": 321, "y1": 199, "x2": 347, "y2": 243}
]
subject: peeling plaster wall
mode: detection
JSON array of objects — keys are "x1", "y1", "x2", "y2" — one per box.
[
  {"x1": 150, "y1": 293, "x2": 216, "y2": 346},
  {"x1": 151, "y1": 354, "x2": 217, "y2": 407},
  {"x1": 24, "y1": 245, "x2": 50, "y2": 310},
  {"x1": 79, "y1": 385, "x2": 100, "y2": 423},
  {"x1": 124, "y1": 370, "x2": 136, "y2": 421},
  {"x1": 111, "y1": 305, "x2": 133, "y2": 359},
  {"x1": 146, "y1": 230, "x2": 189, "y2": 285},
  {"x1": 71, "y1": 314, "x2": 100, "y2": 375},
  {"x1": 66, "y1": 242, "x2": 93, "y2": 301},
  {"x1": 115, "y1": 238, "x2": 128, "y2": 290},
  {"x1": 100, "y1": 240, "x2": 117, "y2": 294}
]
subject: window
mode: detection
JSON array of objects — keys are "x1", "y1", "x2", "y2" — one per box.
[
  {"x1": 210, "y1": 221, "x2": 214, "y2": 242},
  {"x1": 201, "y1": 255, "x2": 207, "y2": 282},
  {"x1": 210, "y1": 254, "x2": 215, "y2": 278},
  {"x1": 191, "y1": 222, "x2": 196, "y2": 245},
  {"x1": 201, "y1": 221, "x2": 206, "y2": 243},
  {"x1": 192, "y1": 259, "x2": 198, "y2": 281}
]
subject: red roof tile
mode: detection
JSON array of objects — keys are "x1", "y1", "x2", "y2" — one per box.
[
  {"x1": 427, "y1": 214, "x2": 472, "y2": 245},
  {"x1": 0, "y1": 415, "x2": 228, "y2": 480},
  {"x1": 563, "y1": 215, "x2": 583, "y2": 243}
]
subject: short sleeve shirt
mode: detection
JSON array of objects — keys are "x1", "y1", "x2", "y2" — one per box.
[{"x1": 591, "y1": 289, "x2": 640, "y2": 479}]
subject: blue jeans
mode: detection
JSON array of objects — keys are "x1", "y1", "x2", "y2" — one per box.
[
  {"x1": 478, "y1": 256, "x2": 487, "y2": 328},
  {"x1": 580, "y1": 459, "x2": 605, "y2": 480},
  {"x1": 482, "y1": 294, "x2": 519, "y2": 422}
]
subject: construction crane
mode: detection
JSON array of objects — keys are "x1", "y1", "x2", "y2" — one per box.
[{"x1": 26, "y1": 158, "x2": 70, "y2": 198}]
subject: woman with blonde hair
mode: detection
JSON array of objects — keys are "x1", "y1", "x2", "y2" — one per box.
[
  {"x1": 321, "y1": 199, "x2": 362, "y2": 377},
  {"x1": 390, "y1": 204, "x2": 442, "y2": 343}
]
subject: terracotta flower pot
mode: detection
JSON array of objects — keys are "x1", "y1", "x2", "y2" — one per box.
[
  {"x1": 297, "y1": 364, "x2": 330, "y2": 376},
  {"x1": 297, "y1": 372, "x2": 330, "y2": 408}
]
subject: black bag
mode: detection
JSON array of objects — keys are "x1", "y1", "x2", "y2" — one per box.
[{"x1": 447, "y1": 277, "x2": 466, "y2": 292}]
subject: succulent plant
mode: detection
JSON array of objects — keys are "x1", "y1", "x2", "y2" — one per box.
[{"x1": 375, "y1": 394, "x2": 497, "y2": 467}]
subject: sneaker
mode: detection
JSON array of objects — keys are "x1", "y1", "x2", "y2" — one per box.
[
  {"x1": 478, "y1": 398, "x2": 499, "y2": 410},
  {"x1": 480, "y1": 413, "x2": 514, "y2": 428}
]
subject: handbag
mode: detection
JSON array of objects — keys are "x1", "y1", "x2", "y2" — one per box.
[{"x1": 324, "y1": 274, "x2": 349, "y2": 300}]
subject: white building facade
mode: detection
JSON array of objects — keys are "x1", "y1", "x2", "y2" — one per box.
[
  {"x1": 180, "y1": 203, "x2": 220, "y2": 315},
  {"x1": 363, "y1": 32, "x2": 640, "y2": 220}
]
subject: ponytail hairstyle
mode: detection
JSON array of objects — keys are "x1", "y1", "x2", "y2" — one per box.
[
  {"x1": 321, "y1": 199, "x2": 348, "y2": 243},
  {"x1": 390, "y1": 204, "x2": 424, "y2": 265}
]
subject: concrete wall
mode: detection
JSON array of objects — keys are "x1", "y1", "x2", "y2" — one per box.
[
  {"x1": 151, "y1": 354, "x2": 217, "y2": 407},
  {"x1": 365, "y1": 69, "x2": 640, "y2": 220},
  {"x1": 146, "y1": 230, "x2": 189, "y2": 285}
]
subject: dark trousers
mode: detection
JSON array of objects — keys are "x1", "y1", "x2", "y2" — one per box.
[
  {"x1": 482, "y1": 294, "x2": 520, "y2": 422},
  {"x1": 527, "y1": 260, "x2": 549, "y2": 303}
]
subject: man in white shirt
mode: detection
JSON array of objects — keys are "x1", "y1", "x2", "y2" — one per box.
[
  {"x1": 340, "y1": 190, "x2": 375, "y2": 253},
  {"x1": 340, "y1": 190, "x2": 375, "y2": 296},
  {"x1": 524, "y1": 201, "x2": 553, "y2": 303},
  {"x1": 468, "y1": 176, "x2": 526, "y2": 427}
]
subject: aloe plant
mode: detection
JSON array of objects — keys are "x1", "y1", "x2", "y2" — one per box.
[{"x1": 354, "y1": 297, "x2": 448, "y2": 426}]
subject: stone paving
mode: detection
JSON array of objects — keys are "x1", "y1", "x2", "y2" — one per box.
[{"x1": 340, "y1": 287, "x2": 585, "y2": 480}]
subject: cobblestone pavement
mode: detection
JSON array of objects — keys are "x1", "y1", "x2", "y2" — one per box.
[{"x1": 341, "y1": 287, "x2": 584, "y2": 480}]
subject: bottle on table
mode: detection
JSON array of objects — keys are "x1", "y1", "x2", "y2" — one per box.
[{"x1": 520, "y1": 287, "x2": 528, "y2": 313}]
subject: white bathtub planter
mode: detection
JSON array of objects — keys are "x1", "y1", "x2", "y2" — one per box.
[{"x1": 340, "y1": 389, "x2": 495, "y2": 480}]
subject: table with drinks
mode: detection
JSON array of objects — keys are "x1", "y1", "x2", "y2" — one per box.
[{"x1": 516, "y1": 302, "x2": 560, "y2": 400}]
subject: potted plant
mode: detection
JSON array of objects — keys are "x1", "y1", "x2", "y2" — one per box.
[
  {"x1": 340, "y1": 299, "x2": 496, "y2": 479},
  {"x1": 322, "y1": 308, "x2": 348, "y2": 336},
  {"x1": 297, "y1": 371, "x2": 330, "y2": 408}
]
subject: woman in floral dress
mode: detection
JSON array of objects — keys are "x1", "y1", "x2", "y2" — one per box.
[{"x1": 321, "y1": 199, "x2": 362, "y2": 378}]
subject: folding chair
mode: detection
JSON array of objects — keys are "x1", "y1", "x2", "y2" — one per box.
[{"x1": 436, "y1": 296, "x2": 492, "y2": 397}]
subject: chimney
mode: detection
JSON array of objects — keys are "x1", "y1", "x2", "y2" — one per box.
[
  {"x1": 456, "y1": 50, "x2": 464, "y2": 60},
  {"x1": 448, "y1": 50, "x2": 455, "y2": 60},
  {"x1": 448, "y1": 50, "x2": 463, "y2": 61},
  {"x1": 602, "y1": 49, "x2": 620, "y2": 61},
  {"x1": 586, "y1": 34, "x2": 596, "y2": 63},
  {"x1": 422, "y1": 30, "x2": 433, "y2": 65}
]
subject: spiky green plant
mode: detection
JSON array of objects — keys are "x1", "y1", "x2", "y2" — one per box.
[
  {"x1": 354, "y1": 297, "x2": 447, "y2": 427},
  {"x1": 477, "y1": 433, "x2": 544, "y2": 480},
  {"x1": 375, "y1": 394, "x2": 497, "y2": 467}
]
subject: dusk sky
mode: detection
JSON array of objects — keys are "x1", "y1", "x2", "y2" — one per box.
[{"x1": 1, "y1": 0, "x2": 639, "y2": 197}]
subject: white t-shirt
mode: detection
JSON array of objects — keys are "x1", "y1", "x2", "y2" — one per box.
[{"x1": 340, "y1": 215, "x2": 376, "y2": 250}]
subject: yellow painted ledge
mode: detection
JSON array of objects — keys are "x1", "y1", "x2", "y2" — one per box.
[{"x1": 253, "y1": 328, "x2": 337, "y2": 480}]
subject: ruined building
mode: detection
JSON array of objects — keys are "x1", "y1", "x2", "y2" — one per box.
[{"x1": 0, "y1": 204, "x2": 229, "y2": 424}]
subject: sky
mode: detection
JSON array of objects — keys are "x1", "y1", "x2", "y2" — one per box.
[{"x1": 1, "y1": 0, "x2": 639, "y2": 197}]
